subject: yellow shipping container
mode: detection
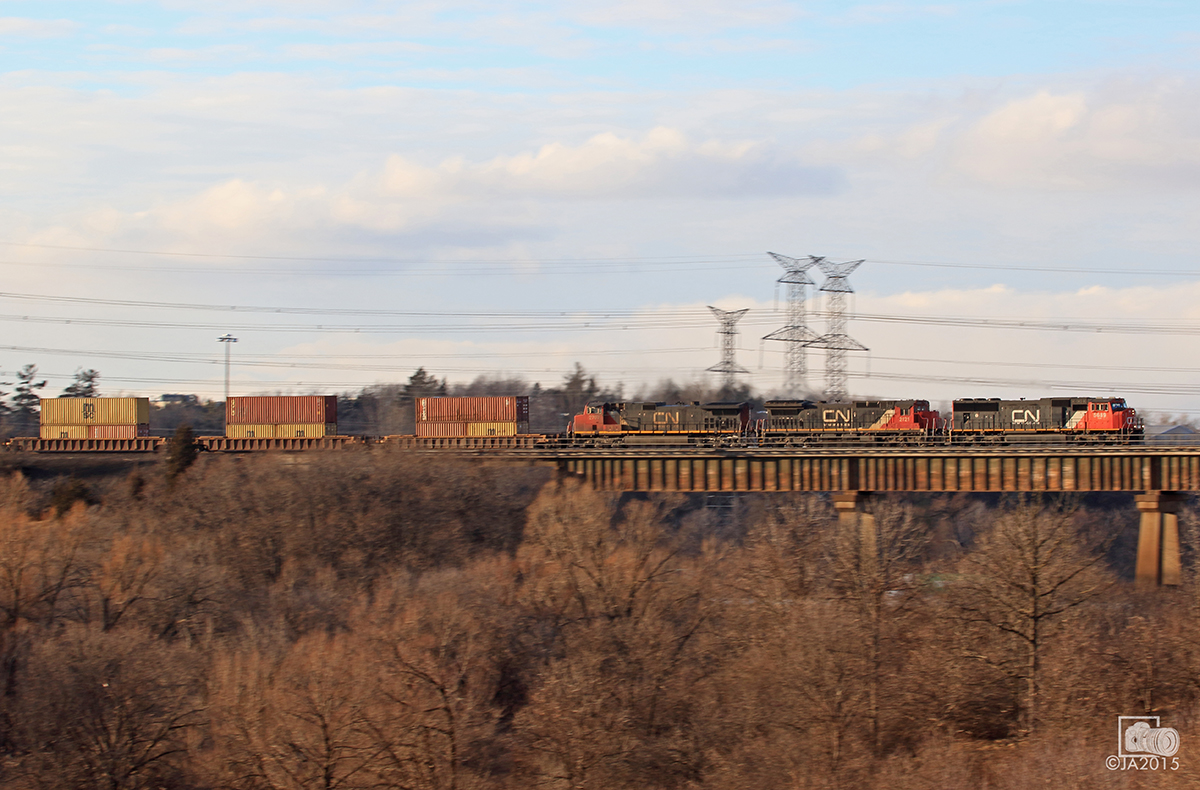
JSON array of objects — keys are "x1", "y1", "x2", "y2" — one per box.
[
  {"x1": 225, "y1": 424, "x2": 276, "y2": 439},
  {"x1": 467, "y1": 421, "x2": 518, "y2": 437},
  {"x1": 40, "y1": 397, "x2": 150, "y2": 426},
  {"x1": 274, "y1": 423, "x2": 333, "y2": 438},
  {"x1": 224, "y1": 423, "x2": 334, "y2": 439},
  {"x1": 40, "y1": 425, "x2": 88, "y2": 439}
]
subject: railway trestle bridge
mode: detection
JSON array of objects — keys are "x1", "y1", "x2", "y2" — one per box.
[
  {"x1": 9, "y1": 438, "x2": 1199, "y2": 590},
  {"x1": 539, "y1": 445, "x2": 1200, "y2": 591}
]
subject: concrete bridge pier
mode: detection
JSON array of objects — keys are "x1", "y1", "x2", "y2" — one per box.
[
  {"x1": 832, "y1": 491, "x2": 877, "y2": 576},
  {"x1": 1135, "y1": 492, "x2": 1184, "y2": 590}
]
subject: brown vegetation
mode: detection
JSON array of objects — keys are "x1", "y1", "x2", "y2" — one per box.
[{"x1": 0, "y1": 453, "x2": 1196, "y2": 789}]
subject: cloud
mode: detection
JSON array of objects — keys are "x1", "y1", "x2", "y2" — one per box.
[
  {"x1": 571, "y1": 0, "x2": 803, "y2": 32},
  {"x1": 831, "y1": 3, "x2": 959, "y2": 25},
  {"x1": 279, "y1": 40, "x2": 436, "y2": 60},
  {"x1": 950, "y1": 86, "x2": 1200, "y2": 190},
  {"x1": 70, "y1": 128, "x2": 839, "y2": 244},
  {"x1": 87, "y1": 43, "x2": 261, "y2": 63},
  {"x1": 0, "y1": 17, "x2": 78, "y2": 38},
  {"x1": 376, "y1": 127, "x2": 840, "y2": 202}
]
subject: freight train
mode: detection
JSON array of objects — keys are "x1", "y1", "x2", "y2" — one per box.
[
  {"x1": 2, "y1": 394, "x2": 1145, "y2": 453},
  {"x1": 567, "y1": 395, "x2": 1143, "y2": 446}
]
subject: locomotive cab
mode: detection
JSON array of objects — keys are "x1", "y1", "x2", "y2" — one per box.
[
  {"x1": 886, "y1": 400, "x2": 942, "y2": 430},
  {"x1": 571, "y1": 402, "x2": 623, "y2": 434},
  {"x1": 1075, "y1": 398, "x2": 1141, "y2": 433}
]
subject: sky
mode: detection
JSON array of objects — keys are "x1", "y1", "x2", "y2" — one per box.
[{"x1": 3, "y1": 1, "x2": 1200, "y2": 417}]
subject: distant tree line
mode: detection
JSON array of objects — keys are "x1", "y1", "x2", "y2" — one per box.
[{"x1": 0, "y1": 366, "x2": 100, "y2": 437}]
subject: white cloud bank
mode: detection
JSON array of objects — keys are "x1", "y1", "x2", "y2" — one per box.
[{"x1": 61, "y1": 127, "x2": 840, "y2": 242}]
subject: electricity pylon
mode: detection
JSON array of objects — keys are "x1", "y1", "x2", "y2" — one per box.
[
  {"x1": 706, "y1": 306, "x2": 750, "y2": 391},
  {"x1": 762, "y1": 252, "x2": 822, "y2": 396},
  {"x1": 807, "y1": 259, "x2": 866, "y2": 402}
]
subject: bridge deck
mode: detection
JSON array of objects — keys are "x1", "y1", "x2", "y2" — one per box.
[{"x1": 546, "y1": 447, "x2": 1200, "y2": 493}]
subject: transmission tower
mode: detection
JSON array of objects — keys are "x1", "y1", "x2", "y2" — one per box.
[
  {"x1": 808, "y1": 258, "x2": 867, "y2": 402},
  {"x1": 706, "y1": 306, "x2": 750, "y2": 391},
  {"x1": 762, "y1": 252, "x2": 823, "y2": 396}
]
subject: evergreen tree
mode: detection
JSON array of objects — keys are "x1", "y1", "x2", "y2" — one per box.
[
  {"x1": 558, "y1": 362, "x2": 599, "y2": 416},
  {"x1": 403, "y1": 368, "x2": 446, "y2": 400},
  {"x1": 12, "y1": 364, "x2": 46, "y2": 424},
  {"x1": 165, "y1": 424, "x2": 199, "y2": 485},
  {"x1": 62, "y1": 369, "x2": 100, "y2": 398}
]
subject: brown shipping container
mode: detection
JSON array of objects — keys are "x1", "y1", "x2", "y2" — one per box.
[
  {"x1": 40, "y1": 397, "x2": 150, "y2": 426},
  {"x1": 415, "y1": 396, "x2": 529, "y2": 424},
  {"x1": 226, "y1": 396, "x2": 337, "y2": 425},
  {"x1": 415, "y1": 421, "x2": 469, "y2": 438},
  {"x1": 87, "y1": 425, "x2": 150, "y2": 439},
  {"x1": 41, "y1": 425, "x2": 88, "y2": 439}
]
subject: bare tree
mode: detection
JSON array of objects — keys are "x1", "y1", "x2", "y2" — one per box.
[
  {"x1": 513, "y1": 483, "x2": 713, "y2": 790},
  {"x1": 0, "y1": 501, "x2": 88, "y2": 631},
  {"x1": 952, "y1": 498, "x2": 1113, "y2": 734},
  {"x1": 210, "y1": 633, "x2": 377, "y2": 790},
  {"x1": 358, "y1": 576, "x2": 502, "y2": 790},
  {"x1": 829, "y1": 498, "x2": 929, "y2": 755},
  {"x1": 91, "y1": 535, "x2": 163, "y2": 632},
  {"x1": 16, "y1": 626, "x2": 204, "y2": 790}
]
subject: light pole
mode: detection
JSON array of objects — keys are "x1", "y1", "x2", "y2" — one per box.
[{"x1": 218, "y1": 334, "x2": 237, "y2": 402}]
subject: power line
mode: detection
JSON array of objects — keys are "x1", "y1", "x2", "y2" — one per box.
[
  {"x1": 0, "y1": 343, "x2": 712, "y2": 371},
  {"x1": 847, "y1": 370, "x2": 1200, "y2": 397},
  {"x1": 0, "y1": 240, "x2": 764, "y2": 265},
  {"x1": 0, "y1": 291, "x2": 660, "y2": 317},
  {"x1": 11, "y1": 341, "x2": 1200, "y2": 378},
  {"x1": 10, "y1": 288, "x2": 1200, "y2": 335},
  {"x1": 6, "y1": 306, "x2": 1200, "y2": 337},
  {"x1": 2, "y1": 238, "x2": 1200, "y2": 278}
]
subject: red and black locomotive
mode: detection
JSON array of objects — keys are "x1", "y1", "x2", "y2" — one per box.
[{"x1": 568, "y1": 395, "x2": 1142, "y2": 446}]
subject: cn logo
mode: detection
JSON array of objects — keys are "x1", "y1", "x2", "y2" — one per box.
[
  {"x1": 1011, "y1": 409, "x2": 1040, "y2": 424},
  {"x1": 822, "y1": 409, "x2": 851, "y2": 424}
]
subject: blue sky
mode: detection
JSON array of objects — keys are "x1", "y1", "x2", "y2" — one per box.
[
  {"x1": 3, "y1": 2, "x2": 1195, "y2": 88},
  {"x1": 3, "y1": 1, "x2": 1200, "y2": 413}
]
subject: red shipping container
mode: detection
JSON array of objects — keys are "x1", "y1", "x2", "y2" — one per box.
[
  {"x1": 415, "y1": 421, "x2": 469, "y2": 438},
  {"x1": 227, "y1": 396, "x2": 337, "y2": 425},
  {"x1": 87, "y1": 424, "x2": 150, "y2": 439},
  {"x1": 415, "y1": 396, "x2": 529, "y2": 424}
]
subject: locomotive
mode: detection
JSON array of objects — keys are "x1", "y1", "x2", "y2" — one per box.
[
  {"x1": 760, "y1": 399, "x2": 941, "y2": 444},
  {"x1": 567, "y1": 395, "x2": 1142, "y2": 446},
  {"x1": 571, "y1": 401, "x2": 750, "y2": 445},
  {"x1": 951, "y1": 397, "x2": 1140, "y2": 438}
]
